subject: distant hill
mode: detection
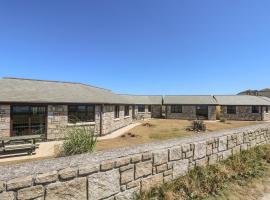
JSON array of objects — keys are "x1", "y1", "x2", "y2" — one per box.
[{"x1": 238, "y1": 88, "x2": 270, "y2": 98}]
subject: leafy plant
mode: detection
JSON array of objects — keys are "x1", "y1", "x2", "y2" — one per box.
[
  {"x1": 60, "y1": 126, "x2": 97, "y2": 156},
  {"x1": 220, "y1": 118, "x2": 226, "y2": 123}
]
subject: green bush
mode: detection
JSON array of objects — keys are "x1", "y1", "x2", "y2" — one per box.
[
  {"x1": 61, "y1": 126, "x2": 97, "y2": 156},
  {"x1": 135, "y1": 145, "x2": 270, "y2": 200},
  {"x1": 219, "y1": 118, "x2": 226, "y2": 123}
]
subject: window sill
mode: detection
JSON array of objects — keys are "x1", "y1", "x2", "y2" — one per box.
[
  {"x1": 67, "y1": 122, "x2": 95, "y2": 126},
  {"x1": 114, "y1": 118, "x2": 120, "y2": 121},
  {"x1": 124, "y1": 116, "x2": 130, "y2": 119}
]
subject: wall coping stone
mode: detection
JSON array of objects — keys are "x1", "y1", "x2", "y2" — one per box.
[{"x1": 0, "y1": 123, "x2": 269, "y2": 181}]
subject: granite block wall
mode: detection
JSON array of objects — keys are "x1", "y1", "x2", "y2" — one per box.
[{"x1": 0, "y1": 123, "x2": 269, "y2": 200}]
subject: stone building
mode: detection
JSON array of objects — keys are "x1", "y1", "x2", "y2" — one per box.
[
  {"x1": 119, "y1": 95, "x2": 163, "y2": 119},
  {"x1": 214, "y1": 95, "x2": 270, "y2": 121},
  {"x1": 163, "y1": 95, "x2": 217, "y2": 120},
  {"x1": 0, "y1": 78, "x2": 134, "y2": 140}
]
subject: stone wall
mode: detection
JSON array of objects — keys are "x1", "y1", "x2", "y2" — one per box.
[
  {"x1": 220, "y1": 105, "x2": 263, "y2": 121},
  {"x1": 208, "y1": 106, "x2": 217, "y2": 120},
  {"x1": 0, "y1": 105, "x2": 10, "y2": 137},
  {"x1": 166, "y1": 105, "x2": 216, "y2": 120},
  {"x1": 47, "y1": 105, "x2": 68, "y2": 140},
  {"x1": 262, "y1": 106, "x2": 270, "y2": 121},
  {"x1": 1, "y1": 123, "x2": 270, "y2": 200},
  {"x1": 102, "y1": 105, "x2": 133, "y2": 135}
]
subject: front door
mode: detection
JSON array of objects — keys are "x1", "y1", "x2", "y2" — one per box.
[
  {"x1": 196, "y1": 105, "x2": 208, "y2": 120},
  {"x1": 11, "y1": 105, "x2": 47, "y2": 136}
]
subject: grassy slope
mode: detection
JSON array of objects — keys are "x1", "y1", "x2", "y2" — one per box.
[{"x1": 136, "y1": 145, "x2": 270, "y2": 200}]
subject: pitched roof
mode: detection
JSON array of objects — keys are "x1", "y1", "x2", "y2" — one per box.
[
  {"x1": 0, "y1": 78, "x2": 128, "y2": 104},
  {"x1": 163, "y1": 95, "x2": 217, "y2": 105},
  {"x1": 119, "y1": 94, "x2": 163, "y2": 105},
  {"x1": 214, "y1": 95, "x2": 270, "y2": 106}
]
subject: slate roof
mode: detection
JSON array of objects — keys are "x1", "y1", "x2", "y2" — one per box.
[
  {"x1": 163, "y1": 95, "x2": 217, "y2": 105},
  {"x1": 119, "y1": 94, "x2": 163, "y2": 105},
  {"x1": 214, "y1": 95, "x2": 270, "y2": 106},
  {"x1": 0, "y1": 78, "x2": 128, "y2": 104}
]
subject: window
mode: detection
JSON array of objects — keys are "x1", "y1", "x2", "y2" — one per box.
[
  {"x1": 148, "y1": 105, "x2": 152, "y2": 113},
  {"x1": 68, "y1": 105, "x2": 95, "y2": 123},
  {"x1": 114, "y1": 105, "x2": 120, "y2": 118},
  {"x1": 138, "y1": 105, "x2": 145, "y2": 112},
  {"x1": 124, "y1": 105, "x2": 129, "y2": 116},
  {"x1": 227, "y1": 106, "x2": 236, "y2": 114},
  {"x1": 11, "y1": 105, "x2": 47, "y2": 136},
  {"x1": 266, "y1": 106, "x2": 269, "y2": 113},
  {"x1": 252, "y1": 106, "x2": 260, "y2": 113},
  {"x1": 171, "y1": 105, "x2": 182, "y2": 113}
]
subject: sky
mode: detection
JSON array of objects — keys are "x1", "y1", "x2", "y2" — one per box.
[{"x1": 0, "y1": 0, "x2": 270, "y2": 95}]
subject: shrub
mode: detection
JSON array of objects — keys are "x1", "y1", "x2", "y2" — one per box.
[
  {"x1": 186, "y1": 120, "x2": 206, "y2": 132},
  {"x1": 60, "y1": 126, "x2": 97, "y2": 156},
  {"x1": 220, "y1": 118, "x2": 226, "y2": 123}
]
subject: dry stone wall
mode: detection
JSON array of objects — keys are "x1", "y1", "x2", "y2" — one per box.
[
  {"x1": 0, "y1": 123, "x2": 270, "y2": 200},
  {"x1": 0, "y1": 105, "x2": 10, "y2": 137}
]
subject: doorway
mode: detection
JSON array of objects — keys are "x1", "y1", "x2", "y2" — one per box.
[{"x1": 196, "y1": 105, "x2": 208, "y2": 119}]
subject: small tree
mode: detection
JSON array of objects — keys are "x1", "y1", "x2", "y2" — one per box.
[{"x1": 61, "y1": 126, "x2": 97, "y2": 156}]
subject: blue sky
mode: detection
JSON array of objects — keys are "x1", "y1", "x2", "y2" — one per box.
[{"x1": 0, "y1": 0, "x2": 270, "y2": 95}]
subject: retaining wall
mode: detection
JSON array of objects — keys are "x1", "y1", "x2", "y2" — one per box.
[{"x1": 0, "y1": 123, "x2": 270, "y2": 200}]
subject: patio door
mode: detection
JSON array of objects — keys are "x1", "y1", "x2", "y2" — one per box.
[
  {"x1": 11, "y1": 105, "x2": 47, "y2": 136},
  {"x1": 196, "y1": 105, "x2": 208, "y2": 119}
]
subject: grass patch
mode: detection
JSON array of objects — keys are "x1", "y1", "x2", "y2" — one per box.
[{"x1": 135, "y1": 145, "x2": 270, "y2": 200}]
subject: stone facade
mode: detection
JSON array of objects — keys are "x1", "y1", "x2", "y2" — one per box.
[
  {"x1": 262, "y1": 106, "x2": 270, "y2": 121},
  {"x1": 47, "y1": 105, "x2": 68, "y2": 140},
  {"x1": 102, "y1": 105, "x2": 133, "y2": 135},
  {"x1": 166, "y1": 105, "x2": 217, "y2": 120},
  {"x1": 134, "y1": 105, "x2": 152, "y2": 119},
  {"x1": 151, "y1": 105, "x2": 162, "y2": 118},
  {"x1": 0, "y1": 105, "x2": 10, "y2": 137},
  {"x1": 220, "y1": 105, "x2": 264, "y2": 121},
  {"x1": 1, "y1": 123, "x2": 269, "y2": 200}
]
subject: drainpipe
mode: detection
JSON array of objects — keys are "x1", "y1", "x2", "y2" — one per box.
[{"x1": 100, "y1": 104, "x2": 104, "y2": 136}]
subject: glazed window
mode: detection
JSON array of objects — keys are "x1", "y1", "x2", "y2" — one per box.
[
  {"x1": 138, "y1": 105, "x2": 145, "y2": 112},
  {"x1": 68, "y1": 105, "x2": 95, "y2": 123},
  {"x1": 227, "y1": 106, "x2": 236, "y2": 114},
  {"x1": 252, "y1": 106, "x2": 260, "y2": 113},
  {"x1": 171, "y1": 105, "x2": 182, "y2": 113}
]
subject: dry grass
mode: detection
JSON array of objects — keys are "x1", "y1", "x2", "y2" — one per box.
[{"x1": 96, "y1": 119, "x2": 262, "y2": 151}]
